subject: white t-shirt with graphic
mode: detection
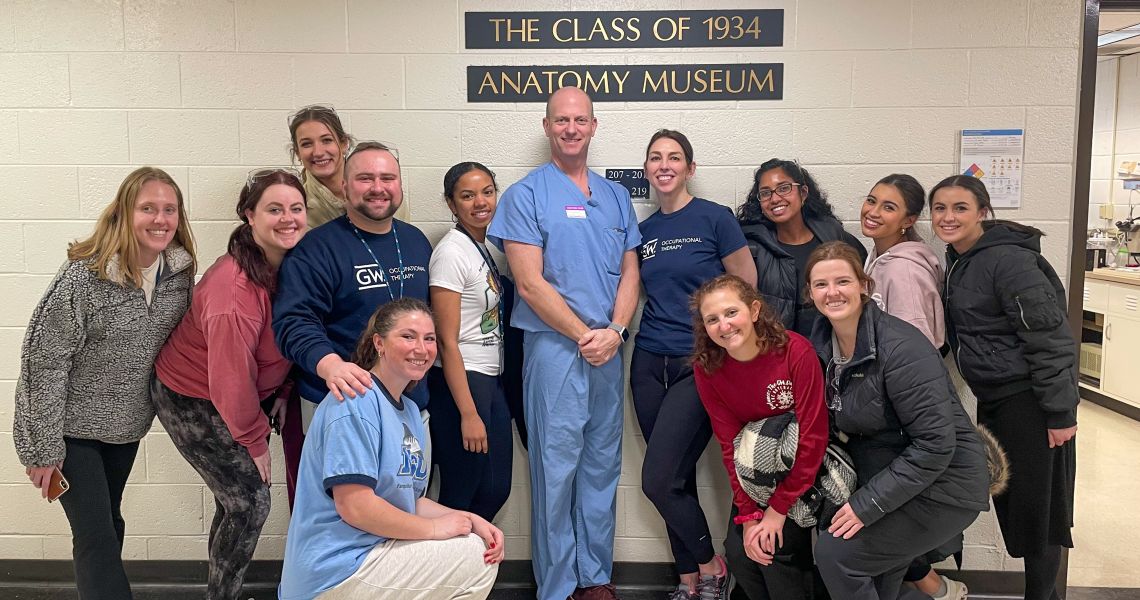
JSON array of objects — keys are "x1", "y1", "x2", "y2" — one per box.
[{"x1": 428, "y1": 228, "x2": 502, "y2": 376}]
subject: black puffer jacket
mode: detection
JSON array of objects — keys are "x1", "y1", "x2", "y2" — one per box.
[
  {"x1": 944, "y1": 221, "x2": 1079, "y2": 429},
  {"x1": 810, "y1": 303, "x2": 990, "y2": 527},
  {"x1": 742, "y1": 216, "x2": 866, "y2": 336}
]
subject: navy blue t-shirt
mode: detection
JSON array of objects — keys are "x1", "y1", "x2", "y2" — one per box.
[
  {"x1": 636, "y1": 198, "x2": 748, "y2": 355},
  {"x1": 273, "y1": 216, "x2": 433, "y2": 406}
]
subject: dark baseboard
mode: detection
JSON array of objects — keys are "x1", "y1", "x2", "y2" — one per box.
[
  {"x1": 0, "y1": 559, "x2": 1033, "y2": 597},
  {"x1": 1080, "y1": 386, "x2": 1140, "y2": 422}
]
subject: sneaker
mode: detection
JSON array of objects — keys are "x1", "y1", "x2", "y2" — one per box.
[
  {"x1": 931, "y1": 575, "x2": 969, "y2": 600},
  {"x1": 694, "y1": 555, "x2": 732, "y2": 600},
  {"x1": 667, "y1": 584, "x2": 697, "y2": 600},
  {"x1": 573, "y1": 584, "x2": 620, "y2": 600}
]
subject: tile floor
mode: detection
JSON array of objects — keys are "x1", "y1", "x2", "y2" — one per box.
[{"x1": 1068, "y1": 401, "x2": 1140, "y2": 588}]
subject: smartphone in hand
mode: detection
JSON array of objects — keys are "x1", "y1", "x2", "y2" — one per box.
[{"x1": 46, "y1": 467, "x2": 69, "y2": 503}]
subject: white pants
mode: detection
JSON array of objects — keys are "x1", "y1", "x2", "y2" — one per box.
[
  {"x1": 303, "y1": 398, "x2": 432, "y2": 469},
  {"x1": 318, "y1": 533, "x2": 497, "y2": 599}
]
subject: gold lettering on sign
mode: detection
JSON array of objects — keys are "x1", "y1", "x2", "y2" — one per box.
[{"x1": 639, "y1": 67, "x2": 776, "y2": 96}]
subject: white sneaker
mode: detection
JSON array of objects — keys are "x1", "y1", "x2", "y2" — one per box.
[{"x1": 931, "y1": 575, "x2": 968, "y2": 600}]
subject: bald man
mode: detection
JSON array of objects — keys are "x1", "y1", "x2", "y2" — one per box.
[{"x1": 488, "y1": 87, "x2": 640, "y2": 600}]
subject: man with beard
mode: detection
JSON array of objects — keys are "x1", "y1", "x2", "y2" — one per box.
[
  {"x1": 274, "y1": 141, "x2": 434, "y2": 438},
  {"x1": 488, "y1": 87, "x2": 640, "y2": 600}
]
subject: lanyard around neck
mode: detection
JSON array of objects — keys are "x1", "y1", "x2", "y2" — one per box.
[
  {"x1": 350, "y1": 217, "x2": 404, "y2": 303},
  {"x1": 455, "y1": 223, "x2": 506, "y2": 364}
]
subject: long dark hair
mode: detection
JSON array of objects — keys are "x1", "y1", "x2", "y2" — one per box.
[
  {"x1": 927, "y1": 175, "x2": 1044, "y2": 237},
  {"x1": 351, "y1": 298, "x2": 433, "y2": 370},
  {"x1": 738, "y1": 159, "x2": 838, "y2": 226},
  {"x1": 228, "y1": 170, "x2": 307, "y2": 295},
  {"x1": 690, "y1": 274, "x2": 787, "y2": 373}
]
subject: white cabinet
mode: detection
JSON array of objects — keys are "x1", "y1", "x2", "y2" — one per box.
[
  {"x1": 1082, "y1": 275, "x2": 1140, "y2": 409},
  {"x1": 1101, "y1": 316, "x2": 1140, "y2": 403}
]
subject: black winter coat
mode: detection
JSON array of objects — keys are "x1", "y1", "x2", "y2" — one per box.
[
  {"x1": 944, "y1": 221, "x2": 1079, "y2": 429},
  {"x1": 809, "y1": 303, "x2": 990, "y2": 528},
  {"x1": 741, "y1": 216, "x2": 867, "y2": 336}
]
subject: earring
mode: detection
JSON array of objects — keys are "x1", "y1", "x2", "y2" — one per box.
[
  {"x1": 450, "y1": 213, "x2": 458, "y2": 223},
  {"x1": 901, "y1": 227, "x2": 907, "y2": 236}
]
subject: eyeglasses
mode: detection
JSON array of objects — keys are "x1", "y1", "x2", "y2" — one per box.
[
  {"x1": 287, "y1": 103, "x2": 339, "y2": 127},
  {"x1": 757, "y1": 182, "x2": 801, "y2": 202},
  {"x1": 246, "y1": 167, "x2": 302, "y2": 189},
  {"x1": 345, "y1": 140, "x2": 400, "y2": 164}
]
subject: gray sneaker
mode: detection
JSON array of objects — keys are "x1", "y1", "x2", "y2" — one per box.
[
  {"x1": 668, "y1": 584, "x2": 696, "y2": 600},
  {"x1": 695, "y1": 557, "x2": 732, "y2": 600}
]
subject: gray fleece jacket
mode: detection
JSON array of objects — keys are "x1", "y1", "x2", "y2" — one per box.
[{"x1": 13, "y1": 246, "x2": 194, "y2": 467}]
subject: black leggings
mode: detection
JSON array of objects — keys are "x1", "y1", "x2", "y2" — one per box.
[
  {"x1": 428, "y1": 366, "x2": 513, "y2": 521},
  {"x1": 630, "y1": 347, "x2": 716, "y2": 574},
  {"x1": 151, "y1": 377, "x2": 271, "y2": 600},
  {"x1": 59, "y1": 436, "x2": 140, "y2": 600},
  {"x1": 724, "y1": 505, "x2": 826, "y2": 600}
]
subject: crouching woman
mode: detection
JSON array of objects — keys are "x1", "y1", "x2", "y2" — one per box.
[
  {"x1": 280, "y1": 298, "x2": 503, "y2": 600},
  {"x1": 805, "y1": 242, "x2": 990, "y2": 600}
]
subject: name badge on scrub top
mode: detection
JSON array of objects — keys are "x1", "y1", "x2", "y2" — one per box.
[{"x1": 565, "y1": 205, "x2": 587, "y2": 219}]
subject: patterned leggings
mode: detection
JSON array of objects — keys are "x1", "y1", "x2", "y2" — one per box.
[{"x1": 151, "y1": 376, "x2": 271, "y2": 600}]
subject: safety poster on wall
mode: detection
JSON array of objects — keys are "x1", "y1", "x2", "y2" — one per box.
[{"x1": 958, "y1": 128, "x2": 1024, "y2": 208}]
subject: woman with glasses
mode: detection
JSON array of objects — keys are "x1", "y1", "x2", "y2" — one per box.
[
  {"x1": 737, "y1": 159, "x2": 867, "y2": 336},
  {"x1": 151, "y1": 169, "x2": 308, "y2": 600},
  {"x1": 14, "y1": 167, "x2": 197, "y2": 599},
  {"x1": 930, "y1": 176, "x2": 1077, "y2": 600},
  {"x1": 426, "y1": 162, "x2": 513, "y2": 521},
  {"x1": 691, "y1": 274, "x2": 828, "y2": 600},
  {"x1": 805, "y1": 241, "x2": 988, "y2": 600},
  {"x1": 632, "y1": 130, "x2": 754, "y2": 600}
]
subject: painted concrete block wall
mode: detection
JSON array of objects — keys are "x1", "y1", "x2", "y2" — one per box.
[{"x1": 0, "y1": 0, "x2": 1082, "y2": 574}]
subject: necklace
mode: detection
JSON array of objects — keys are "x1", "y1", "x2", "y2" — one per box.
[{"x1": 350, "y1": 217, "x2": 404, "y2": 303}]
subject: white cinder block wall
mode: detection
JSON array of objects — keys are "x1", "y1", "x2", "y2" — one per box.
[{"x1": 0, "y1": 0, "x2": 1083, "y2": 573}]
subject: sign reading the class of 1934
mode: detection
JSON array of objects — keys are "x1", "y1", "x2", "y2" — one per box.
[{"x1": 465, "y1": 10, "x2": 785, "y2": 103}]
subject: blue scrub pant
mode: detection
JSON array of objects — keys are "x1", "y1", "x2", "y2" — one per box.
[{"x1": 524, "y1": 331, "x2": 624, "y2": 600}]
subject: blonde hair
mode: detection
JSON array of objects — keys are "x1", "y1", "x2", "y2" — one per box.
[{"x1": 68, "y1": 167, "x2": 197, "y2": 286}]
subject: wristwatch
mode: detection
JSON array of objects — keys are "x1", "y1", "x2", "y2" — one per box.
[{"x1": 607, "y1": 323, "x2": 629, "y2": 343}]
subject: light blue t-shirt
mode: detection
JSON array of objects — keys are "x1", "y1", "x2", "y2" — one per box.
[
  {"x1": 488, "y1": 162, "x2": 641, "y2": 332},
  {"x1": 279, "y1": 376, "x2": 429, "y2": 600}
]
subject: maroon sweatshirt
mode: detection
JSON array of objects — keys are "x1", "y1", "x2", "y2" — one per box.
[
  {"x1": 156, "y1": 255, "x2": 291, "y2": 458},
  {"x1": 694, "y1": 332, "x2": 828, "y2": 522}
]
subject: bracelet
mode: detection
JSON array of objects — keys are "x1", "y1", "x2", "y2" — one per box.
[{"x1": 733, "y1": 510, "x2": 765, "y2": 525}]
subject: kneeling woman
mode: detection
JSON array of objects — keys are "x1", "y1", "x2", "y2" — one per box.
[
  {"x1": 691, "y1": 275, "x2": 829, "y2": 600},
  {"x1": 805, "y1": 242, "x2": 989, "y2": 600},
  {"x1": 280, "y1": 298, "x2": 503, "y2": 600}
]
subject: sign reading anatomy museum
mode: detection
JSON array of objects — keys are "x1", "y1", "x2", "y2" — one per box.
[{"x1": 465, "y1": 10, "x2": 785, "y2": 103}]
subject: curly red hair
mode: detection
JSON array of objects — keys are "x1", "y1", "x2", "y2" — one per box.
[{"x1": 690, "y1": 274, "x2": 787, "y2": 373}]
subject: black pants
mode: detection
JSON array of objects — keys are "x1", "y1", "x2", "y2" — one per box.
[
  {"x1": 428, "y1": 366, "x2": 513, "y2": 521},
  {"x1": 814, "y1": 496, "x2": 979, "y2": 600},
  {"x1": 152, "y1": 378, "x2": 271, "y2": 600},
  {"x1": 630, "y1": 347, "x2": 715, "y2": 574},
  {"x1": 724, "y1": 505, "x2": 826, "y2": 600},
  {"x1": 59, "y1": 436, "x2": 140, "y2": 600}
]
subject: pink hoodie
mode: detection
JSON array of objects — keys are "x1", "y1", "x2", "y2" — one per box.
[{"x1": 864, "y1": 241, "x2": 945, "y2": 349}]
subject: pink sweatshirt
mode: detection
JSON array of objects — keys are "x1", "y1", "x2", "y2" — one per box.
[
  {"x1": 864, "y1": 241, "x2": 945, "y2": 349},
  {"x1": 155, "y1": 255, "x2": 291, "y2": 458}
]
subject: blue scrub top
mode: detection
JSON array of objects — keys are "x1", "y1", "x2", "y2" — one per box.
[{"x1": 488, "y1": 162, "x2": 640, "y2": 332}]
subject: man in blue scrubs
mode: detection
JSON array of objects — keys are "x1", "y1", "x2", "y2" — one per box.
[{"x1": 488, "y1": 87, "x2": 640, "y2": 600}]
